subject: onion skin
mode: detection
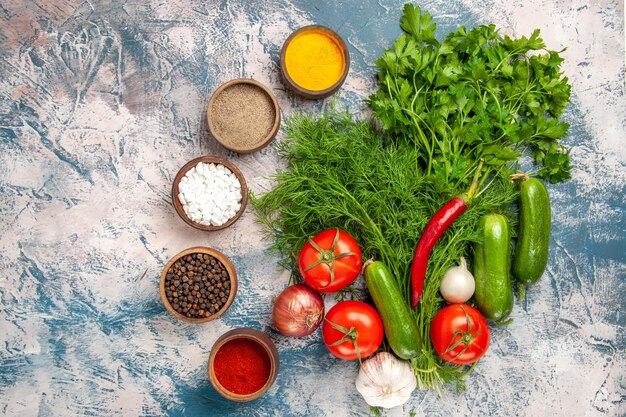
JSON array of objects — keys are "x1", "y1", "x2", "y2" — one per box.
[
  {"x1": 439, "y1": 257, "x2": 475, "y2": 304},
  {"x1": 273, "y1": 284, "x2": 324, "y2": 337}
]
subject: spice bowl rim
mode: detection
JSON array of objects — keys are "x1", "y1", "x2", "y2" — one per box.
[
  {"x1": 160, "y1": 246, "x2": 238, "y2": 324},
  {"x1": 206, "y1": 78, "x2": 281, "y2": 154},
  {"x1": 208, "y1": 328, "x2": 280, "y2": 402},
  {"x1": 171, "y1": 155, "x2": 248, "y2": 231},
  {"x1": 280, "y1": 24, "x2": 351, "y2": 99}
]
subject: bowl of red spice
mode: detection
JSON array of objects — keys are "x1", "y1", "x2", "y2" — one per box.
[
  {"x1": 207, "y1": 78, "x2": 281, "y2": 153},
  {"x1": 208, "y1": 328, "x2": 279, "y2": 402},
  {"x1": 160, "y1": 246, "x2": 237, "y2": 323}
]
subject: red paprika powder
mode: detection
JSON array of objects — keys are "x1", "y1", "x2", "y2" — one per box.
[{"x1": 213, "y1": 337, "x2": 271, "y2": 395}]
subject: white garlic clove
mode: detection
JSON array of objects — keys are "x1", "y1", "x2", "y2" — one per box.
[{"x1": 355, "y1": 352, "x2": 416, "y2": 409}]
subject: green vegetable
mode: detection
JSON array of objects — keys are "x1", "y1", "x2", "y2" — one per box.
[
  {"x1": 370, "y1": 4, "x2": 572, "y2": 185},
  {"x1": 363, "y1": 260, "x2": 421, "y2": 359},
  {"x1": 512, "y1": 177, "x2": 551, "y2": 289},
  {"x1": 473, "y1": 213, "x2": 514, "y2": 323}
]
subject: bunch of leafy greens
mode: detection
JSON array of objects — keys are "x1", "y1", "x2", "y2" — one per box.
[
  {"x1": 252, "y1": 4, "x2": 572, "y2": 392},
  {"x1": 252, "y1": 111, "x2": 517, "y2": 390},
  {"x1": 371, "y1": 4, "x2": 572, "y2": 185}
]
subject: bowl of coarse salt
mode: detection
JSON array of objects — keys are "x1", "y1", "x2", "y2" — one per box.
[{"x1": 172, "y1": 156, "x2": 248, "y2": 231}]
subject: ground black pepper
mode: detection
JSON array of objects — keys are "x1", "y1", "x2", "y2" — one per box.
[
  {"x1": 164, "y1": 253, "x2": 231, "y2": 319},
  {"x1": 210, "y1": 83, "x2": 276, "y2": 148}
]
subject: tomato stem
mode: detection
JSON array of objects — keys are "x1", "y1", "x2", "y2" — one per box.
[
  {"x1": 443, "y1": 305, "x2": 483, "y2": 362},
  {"x1": 303, "y1": 229, "x2": 357, "y2": 286},
  {"x1": 325, "y1": 318, "x2": 363, "y2": 363}
]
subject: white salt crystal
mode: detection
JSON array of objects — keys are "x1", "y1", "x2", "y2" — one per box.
[{"x1": 178, "y1": 162, "x2": 243, "y2": 226}]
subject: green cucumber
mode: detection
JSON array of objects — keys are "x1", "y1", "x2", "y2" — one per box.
[
  {"x1": 513, "y1": 177, "x2": 551, "y2": 286},
  {"x1": 473, "y1": 213, "x2": 514, "y2": 322},
  {"x1": 364, "y1": 261, "x2": 421, "y2": 359}
]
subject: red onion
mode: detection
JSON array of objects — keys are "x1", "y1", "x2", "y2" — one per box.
[{"x1": 273, "y1": 284, "x2": 324, "y2": 337}]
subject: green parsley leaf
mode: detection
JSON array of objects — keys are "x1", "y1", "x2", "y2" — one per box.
[{"x1": 370, "y1": 4, "x2": 573, "y2": 184}]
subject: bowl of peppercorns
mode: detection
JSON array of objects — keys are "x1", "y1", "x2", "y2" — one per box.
[{"x1": 160, "y1": 246, "x2": 237, "y2": 323}]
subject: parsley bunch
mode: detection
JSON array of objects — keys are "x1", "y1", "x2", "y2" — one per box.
[{"x1": 370, "y1": 4, "x2": 572, "y2": 184}]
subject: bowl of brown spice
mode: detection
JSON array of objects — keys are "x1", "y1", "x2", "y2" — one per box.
[
  {"x1": 160, "y1": 246, "x2": 238, "y2": 323},
  {"x1": 207, "y1": 78, "x2": 281, "y2": 153}
]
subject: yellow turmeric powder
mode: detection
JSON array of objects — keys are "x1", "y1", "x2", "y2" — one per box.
[{"x1": 284, "y1": 29, "x2": 346, "y2": 91}]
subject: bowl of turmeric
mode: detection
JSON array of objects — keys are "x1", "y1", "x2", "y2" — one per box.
[{"x1": 280, "y1": 25, "x2": 350, "y2": 99}]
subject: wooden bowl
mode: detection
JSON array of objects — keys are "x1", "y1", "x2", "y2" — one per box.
[
  {"x1": 160, "y1": 246, "x2": 238, "y2": 323},
  {"x1": 172, "y1": 155, "x2": 248, "y2": 231},
  {"x1": 280, "y1": 25, "x2": 350, "y2": 99},
  {"x1": 208, "y1": 328, "x2": 279, "y2": 402},
  {"x1": 207, "y1": 78, "x2": 281, "y2": 154}
]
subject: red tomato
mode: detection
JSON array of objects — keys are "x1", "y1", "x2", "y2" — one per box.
[
  {"x1": 430, "y1": 304, "x2": 490, "y2": 365},
  {"x1": 297, "y1": 229, "x2": 362, "y2": 293},
  {"x1": 322, "y1": 300, "x2": 383, "y2": 360}
]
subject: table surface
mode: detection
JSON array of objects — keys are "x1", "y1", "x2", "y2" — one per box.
[{"x1": 0, "y1": 0, "x2": 624, "y2": 416}]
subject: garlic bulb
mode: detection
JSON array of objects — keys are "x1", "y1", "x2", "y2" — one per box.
[{"x1": 355, "y1": 352, "x2": 416, "y2": 409}]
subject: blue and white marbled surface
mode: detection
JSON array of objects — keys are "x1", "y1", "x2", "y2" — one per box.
[{"x1": 0, "y1": 1, "x2": 624, "y2": 416}]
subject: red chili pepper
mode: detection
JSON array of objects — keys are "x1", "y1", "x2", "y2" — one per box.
[{"x1": 411, "y1": 162, "x2": 484, "y2": 308}]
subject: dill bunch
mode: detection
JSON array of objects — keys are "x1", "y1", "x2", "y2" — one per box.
[{"x1": 251, "y1": 109, "x2": 518, "y2": 390}]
